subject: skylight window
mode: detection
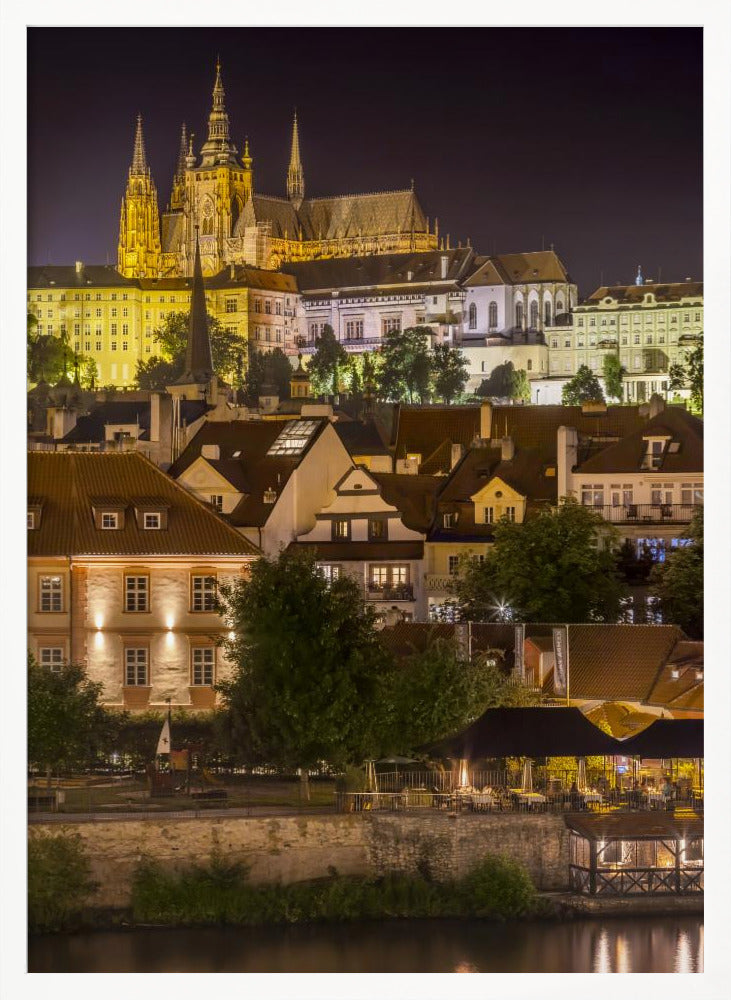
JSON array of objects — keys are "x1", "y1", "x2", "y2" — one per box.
[{"x1": 267, "y1": 420, "x2": 319, "y2": 457}]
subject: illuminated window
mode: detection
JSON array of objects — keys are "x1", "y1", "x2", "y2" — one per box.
[
  {"x1": 39, "y1": 647, "x2": 64, "y2": 671},
  {"x1": 332, "y1": 519, "x2": 350, "y2": 540},
  {"x1": 448, "y1": 555, "x2": 460, "y2": 575},
  {"x1": 225, "y1": 298, "x2": 237, "y2": 313},
  {"x1": 191, "y1": 575, "x2": 217, "y2": 612},
  {"x1": 125, "y1": 575, "x2": 149, "y2": 612},
  {"x1": 27, "y1": 511, "x2": 35, "y2": 529},
  {"x1": 581, "y1": 484, "x2": 604, "y2": 507},
  {"x1": 191, "y1": 647, "x2": 215, "y2": 686},
  {"x1": 489, "y1": 301, "x2": 498, "y2": 328},
  {"x1": 319, "y1": 564, "x2": 341, "y2": 584},
  {"x1": 125, "y1": 648, "x2": 148, "y2": 686},
  {"x1": 210, "y1": 495, "x2": 223, "y2": 512},
  {"x1": 382, "y1": 317, "x2": 401, "y2": 335},
  {"x1": 39, "y1": 576, "x2": 63, "y2": 612},
  {"x1": 267, "y1": 419, "x2": 319, "y2": 456},
  {"x1": 504, "y1": 506, "x2": 516, "y2": 521},
  {"x1": 681, "y1": 483, "x2": 703, "y2": 505},
  {"x1": 468, "y1": 303, "x2": 477, "y2": 330},
  {"x1": 368, "y1": 518, "x2": 387, "y2": 541}
]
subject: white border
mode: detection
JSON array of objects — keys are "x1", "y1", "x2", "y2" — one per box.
[{"x1": 2, "y1": 3, "x2": 730, "y2": 998}]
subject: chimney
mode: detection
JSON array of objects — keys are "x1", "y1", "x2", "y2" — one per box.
[
  {"x1": 479, "y1": 400, "x2": 493, "y2": 440},
  {"x1": 201, "y1": 443, "x2": 220, "y2": 460},
  {"x1": 557, "y1": 425, "x2": 578, "y2": 499},
  {"x1": 440, "y1": 255, "x2": 449, "y2": 280},
  {"x1": 648, "y1": 393, "x2": 665, "y2": 419},
  {"x1": 150, "y1": 391, "x2": 161, "y2": 442},
  {"x1": 75, "y1": 261, "x2": 84, "y2": 274},
  {"x1": 450, "y1": 442, "x2": 465, "y2": 469},
  {"x1": 501, "y1": 436, "x2": 514, "y2": 462},
  {"x1": 51, "y1": 406, "x2": 77, "y2": 440}
]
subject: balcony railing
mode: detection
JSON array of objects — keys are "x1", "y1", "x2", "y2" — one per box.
[
  {"x1": 366, "y1": 584, "x2": 414, "y2": 602},
  {"x1": 585, "y1": 503, "x2": 701, "y2": 524},
  {"x1": 425, "y1": 573, "x2": 456, "y2": 593}
]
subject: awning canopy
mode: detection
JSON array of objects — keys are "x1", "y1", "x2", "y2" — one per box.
[
  {"x1": 618, "y1": 718, "x2": 703, "y2": 759},
  {"x1": 422, "y1": 707, "x2": 619, "y2": 758}
]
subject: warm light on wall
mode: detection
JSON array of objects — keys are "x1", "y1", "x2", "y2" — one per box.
[
  {"x1": 166, "y1": 615, "x2": 175, "y2": 630},
  {"x1": 94, "y1": 631, "x2": 105, "y2": 650},
  {"x1": 95, "y1": 614, "x2": 104, "y2": 630}
]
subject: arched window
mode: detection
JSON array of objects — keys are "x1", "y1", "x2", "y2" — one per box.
[
  {"x1": 515, "y1": 302, "x2": 523, "y2": 329},
  {"x1": 489, "y1": 301, "x2": 498, "y2": 329},
  {"x1": 544, "y1": 301, "x2": 552, "y2": 327},
  {"x1": 556, "y1": 300, "x2": 564, "y2": 315},
  {"x1": 530, "y1": 301, "x2": 538, "y2": 329},
  {"x1": 527, "y1": 358, "x2": 533, "y2": 371},
  {"x1": 202, "y1": 215, "x2": 213, "y2": 236},
  {"x1": 230, "y1": 195, "x2": 243, "y2": 233},
  {"x1": 468, "y1": 303, "x2": 477, "y2": 330}
]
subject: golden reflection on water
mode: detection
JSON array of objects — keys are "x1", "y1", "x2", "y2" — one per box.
[
  {"x1": 674, "y1": 930, "x2": 693, "y2": 973},
  {"x1": 454, "y1": 961, "x2": 478, "y2": 973},
  {"x1": 593, "y1": 929, "x2": 612, "y2": 973}
]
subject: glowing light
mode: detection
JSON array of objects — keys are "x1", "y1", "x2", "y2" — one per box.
[
  {"x1": 95, "y1": 614, "x2": 104, "y2": 630},
  {"x1": 615, "y1": 935, "x2": 630, "y2": 973},
  {"x1": 454, "y1": 962, "x2": 478, "y2": 973},
  {"x1": 674, "y1": 930, "x2": 693, "y2": 973},
  {"x1": 593, "y1": 929, "x2": 611, "y2": 973},
  {"x1": 166, "y1": 615, "x2": 175, "y2": 631},
  {"x1": 94, "y1": 631, "x2": 105, "y2": 650},
  {"x1": 459, "y1": 758, "x2": 470, "y2": 787},
  {"x1": 228, "y1": 631, "x2": 236, "y2": 640}
]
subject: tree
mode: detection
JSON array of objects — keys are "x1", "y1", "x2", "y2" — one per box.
[
  {"x1": 667, "y1": 362, "x2": 686, "y2": 394},
  {"x1": 28, "y1": 657, "x2": 120, "y2": 785},
  {"x1": 376, "y1": 326, "x2": 432, "y2": 402},
  {"x1": 306, "y1": 324, "x2": 348, "y2": 396},
  {"x1": 602, "y1": 354, "x2": 625, "y2": 402},
  {"x1": 650, "y1": 508, "x2": 703, "y2": 638},
  {"x1": 561, "y1": 365, "x2": 605, "y2": 405},
  {"x1": 267, "y1": 347, "x2": 295, "y2": 399},
  {"x1": 27, "y1": 310, "x2": 73, "y2": 385},
  {"x1": 386, "y1": 638, "x2": 539, "y2": 751},
  {"x1": 476, "y1": 361, "x2": 529, "y2": 400},
  {"x1": 431, "y1": 343, "x2": 470, "y2": 403},
  {"x1": 685, "y1": 338, "x2": 703, "y2": 414},
  {"x1": 134, "y1": 310, "x2": 247, "y2": 388},
  {"x1": 217, "y1": 550, "x2": 392, "y2": 797},
  {"x1": 452, "y1": 497, "x2": 625, "y2": 623}
]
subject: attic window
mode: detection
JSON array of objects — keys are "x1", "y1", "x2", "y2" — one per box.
[
  {"x1": 143, "y1": 512, "x2": 161, "y2": 530},
  {"x1": 27, "y1": 511, "x2": 35, "y2": 529},
  {"x1": 267, "y1": 419, "x2": 319, "y2": 456},
  {"x1": 232, "y1": 450, "x2": 242, "y2": 458},
  {"x1": 668, "y1": 442, "x2": 680, "y2": 453},
  {"x1": 353, "y1": 483, "x2": 363, "y2": 490},
  {"x1": 101, "y1": 512, "x2": 119, "y2": 529},
  {"x1": 263, "y1": 488, "x2": 277, "y2": 504}
]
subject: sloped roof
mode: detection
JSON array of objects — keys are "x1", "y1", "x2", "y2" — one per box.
[
  {"x1": 370, "y1": 473, "x2": 440, "y2": 532},
  {"x1": 646, "y1": 641, "x2": 704, "y2": 712},
  {"x1": 298, "y1": 189, "x2": 428, "y2": 241},
  {"x1": 489, "y1": 404, "x2": 646, "y2": 460},
  {"x1": 493, "y1": 250, "x2": 571, "y2": 284},
  {"x1": 283, "y1": 248, "x2": 474, "y2": 294},
  {"x1": 566, "y1": 812, "x2": 703, "y2": 842},
  {"x1": 463, "y1": 256, "x2": 508, "y2": 287},
  {"x1": 583, "y1": 282, "x2": 703, "y2": 305},
  {"x1": 161, "y1": 211, "x2": 184, "y2": 254},
  {"x1": 27, "y1": 451, "x2": 258, "y2": 557},
  {"x1": 439, "y1": 446, "x2": 556, "y2": 505},
  {"x1": 576, "y1": 407, "x2": 703, "y2": 475},
  {"x1": 235, "y1": 195, "x2": 301, "y2": 240},
  {"x1": 334, "y1": 419, "x2": 390, "y2": 457},
  {"x1": 393, "y1": 404, "x2": 481, "y2": 461},
  {"x1": 205, "y1": 266, "x2": 298, "y2": 292},
  {"x1": 555, "y1": 624, "x2": 686, "y2": 702},
  {"x1": 619, "y1": 718, "x2": 703, "y2": 758},
  {"x1": 60, "y1": 399, "x2": 207, "y2": 445},
  {"x1": 28, "y1": 265, "x2": 137, "y2": 289}
]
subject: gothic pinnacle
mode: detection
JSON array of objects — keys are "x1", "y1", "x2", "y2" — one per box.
[
  {"x1": 131, "y1": 114, "x2": 148, "y2": 174},
  {"x1": 287, "y1": 109, "x2": 305, "y2": 205}
]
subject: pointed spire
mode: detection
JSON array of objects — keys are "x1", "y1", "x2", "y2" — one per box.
[
  {"x1": 204, "y1": 59, "x2": 231, "y2": 150},
  {"x1": 635, "y1": 264, "x2": 644, "y2": 286},
  {"x1": 175, "y1": 229, "x2": 213, "y2": 385},
  {"x1": 131, "y1": 114, "x2": 148, "y2": 175},
  {"x1": 241, "y1": 135, "x2": 252, "y2": 169},
  {"x1": 175, "y1": 123, "x2": 188, "y2": 182},
  {"x1": 287, "y1": 109, "x2": 305, "y2": 208}
]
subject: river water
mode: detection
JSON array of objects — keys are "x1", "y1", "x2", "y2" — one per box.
[{"x1": 29, "y1": 915, "x2": 702, "y2": 973}]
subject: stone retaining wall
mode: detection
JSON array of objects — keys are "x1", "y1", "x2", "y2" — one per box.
[{"x1": 29, "y1": 812, "x2": 570, "y2": 908}]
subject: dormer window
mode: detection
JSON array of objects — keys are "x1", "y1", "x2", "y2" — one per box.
[
  {"x1": 101, "y1": 512, "x2": 119, "y2": 529},
  {"x1": 443, "y1": 512, "x2": 458, "y2": 529},
  {"x1": 27, "y1": 511, "x2": 35, "y2": 530},
  {"x1": 641, "y1": 437, "x2": 670, "y2": 470},
  {"x1": 143, "y1": 512, "x2": 161, "y2": 530},
  {"x1": 133, "y1": 500, "x2": 169, "y2": 530}
]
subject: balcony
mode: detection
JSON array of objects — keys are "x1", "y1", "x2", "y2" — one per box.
[
  {"x1": 366, "y1": 584, "x2": 414, "y2": 603},
  {"x1": 587, "y1": 503, "x2": 701, "y2": 524},
  {"x1": 425, "y1": 574, "x2": 455, "y2": 593}
]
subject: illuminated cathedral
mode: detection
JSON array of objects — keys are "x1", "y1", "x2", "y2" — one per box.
[{"x1": 118, "y1": 62, "x2": 439, "y2": 279}]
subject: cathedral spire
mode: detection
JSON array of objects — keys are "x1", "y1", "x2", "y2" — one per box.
[
  {"x1": 174, "y1": 123, "x2": 188, "y2": 183},
  {"x1": 176, "y1": 229, "x2": 213, "y2": 385},
  {"x1": 131, "y1": 113, "x2": 148, "y2": 175},
  {"x1": 287, "y1": 110, "x2": 305, "y2": 209}
]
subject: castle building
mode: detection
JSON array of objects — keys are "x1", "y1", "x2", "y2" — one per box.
[{"x1": 119, "y1": 62, "x2": 437, "y2": 278}]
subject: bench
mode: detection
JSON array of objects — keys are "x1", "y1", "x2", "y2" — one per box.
[{"x1": 190, "y1": 789, "x2": 228, "y2": 802}]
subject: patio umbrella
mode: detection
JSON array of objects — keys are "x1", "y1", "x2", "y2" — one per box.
[
  {"x1": 365, "y1": 760, "x2": 378, "y2": 792},
  {"x1": 521, "y1": 758, "x2": 533, "y2": 793},
  {"x1": 577, "y1": 757, "x2": 588, "y2": 793}
]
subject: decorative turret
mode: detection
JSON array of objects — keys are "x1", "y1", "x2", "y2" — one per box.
[
  {"x1": 241, "y1": 136, "x2": 252, "y2": 169},
  {"x1": 117, "y1": 115, "x2": 162, "y2": 278},
  {"x1": 169, "y1": 122, "x2": 188, "y2": 211},
  {"x1": 635, "y1": 265, "x2": 644, "y2": 286},
  {"x1": 286, "y1": 110, "x2": 305, "y2": 209},
  {"x1": 199, "y1": 60, "x2": 237, "y2": 166}
]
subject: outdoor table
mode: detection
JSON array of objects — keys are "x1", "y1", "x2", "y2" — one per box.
[
  {"x1": 513, "y1": 791, "x2": 547, "y2": 810},
  {"x1": 470, "y1": 792, "x2": 496, "y2": 812},
  {"x1": 581, "y1": 791, "x2": 603, "y2": 808},
  {"x1": 644, "y1": 790, "x2": 665, "y2": 808}
]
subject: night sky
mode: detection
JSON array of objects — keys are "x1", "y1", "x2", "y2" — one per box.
[{"x1": 27, "y1": 27, "x2": 702, "y2": 296}]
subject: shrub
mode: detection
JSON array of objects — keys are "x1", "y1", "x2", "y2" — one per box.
[
  {"x1": 460, "y1": 853, "x2": 537, "y2": 920},
  {"x1": 28, "y1": 833, "x2": 98, "y2": 932}
]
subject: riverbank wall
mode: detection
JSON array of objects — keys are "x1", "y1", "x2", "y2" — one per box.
[{"x1": 29, "y1": 811, "x2": 570, "y2": 908}]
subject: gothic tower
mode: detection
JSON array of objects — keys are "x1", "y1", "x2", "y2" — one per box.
[
  {"x1": 117, "y1": 115, "x2": 162, "y2": 278},
  {"x1": 286, "y1": 111, "x2": 305, "y2": 210},
  {"x1": 168, "y1": 123, "x2": 188, "y2": 212}
]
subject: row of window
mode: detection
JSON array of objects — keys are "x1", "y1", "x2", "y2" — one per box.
[
  {"x1": 331, "y1": 518, "x2": 388, "y2": 541},
  {"x1": 552, "y1": 334, "x2": 673, "y2": 347},
  {"x1": 550, "y1": 356, "x2": 669, "y2": 373},
  {"x1": 577, "y1": 312, "x2": 701, "y2": 326},
  {"x1": 579, "y1": 483, "x2": 703, "y2": 507},
  {"x1": 318, "y1": 564, "x2": 411, "y2": 588},
  {"x1": 39, "y1": 646, "x2": 215, "y2": 686},
  {"x1": 36, "y1": 574, "x2": 217, "y2": 613}
]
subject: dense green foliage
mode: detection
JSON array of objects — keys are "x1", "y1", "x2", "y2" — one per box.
[
  {"x1": 27, "y1": 311, "x2": 83, "y2": 386},
  {"x1": 561, "y1": 364, "x2": 605, "y2": 405},
  {"x1": 28, "y1": 657, "x2": 120, "y2": 779},
  {"x1": 134, "y1": 310, "x2": 246, "y2": 387},
  {"x1": 601, "y1": 354, "x2": 625, "y2": 401},
  {"x1": 476, "y1": 361, "x2": 530, "y2": 400},
  {"x1": 650, "y1": 507, "x2": 703, "y2": 638},
  {"x1": 376, "y1": 326, "x2": 433, "y2": 402},
  {"x1": 431, "y1": 343, "x2": 470, "y2": 403},
  {"x1": 243, "y1": 346, "x2": 293, "y2": 401},
  {"x1": 131, "y1": 852, "x2": 537, "y2": 926},
  {"x1": 453, "y1": 498, "x2": 624, "y2": 623},
  {"x1": 28, "y1": 833, "x2": 98, "y2": 932},
  {"x1": 217, "y1": 549, "x2": 390, "y2": 773},
  {"x1": 387, "y1": 638, "x2": 539, "y2": 750},
  {"x1": 306, "y1": 324, "x2": 348, "y2": 395},
  {"x1": 685, "y1": 339, "x2": 703, "y2": 414}
]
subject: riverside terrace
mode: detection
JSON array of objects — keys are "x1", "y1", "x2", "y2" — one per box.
[{"x1": 337, "y1": 709, "x2": 704, "y2": 818}]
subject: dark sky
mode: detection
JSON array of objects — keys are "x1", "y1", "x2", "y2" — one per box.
[{"x1": 27, "y1": 27, "x2": 702, "y2": 296}]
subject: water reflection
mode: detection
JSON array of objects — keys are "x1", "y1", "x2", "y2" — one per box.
[{"x1": 29, "y1": 915, "x2": 703, "y2": 974}]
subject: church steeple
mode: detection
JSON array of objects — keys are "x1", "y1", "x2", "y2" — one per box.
[
  {"x1": 200, "y1": 59, "x2": 237, "y2": 165},
  {"x1": 287, "y1": 110, "x2": 305, "y2": 209},
  {"x1": 117, "y1": 115, "x2": 161, "y2": 278},
  {"x1": 175, "y1": 230, "x2": 213, "y2": 385},
  {"x1": 169, "y1": 123, "x2": 188, "y2": 211}
]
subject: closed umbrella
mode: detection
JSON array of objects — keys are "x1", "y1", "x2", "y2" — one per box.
[
  {"x1": 577, "y1": 757, "x2": 588, "y2": 793},
  {"x1": 521, "y1": 758, "x2": 533, "y2": 793},
  {"x1": 365, "y1": 760, "x2": 378, "y2": 792}
]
